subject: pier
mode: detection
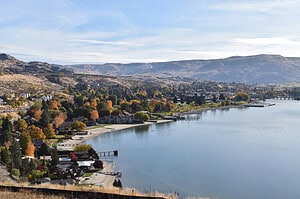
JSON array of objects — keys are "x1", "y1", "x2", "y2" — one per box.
[{"x1": 98, "y1": 150, "x2": 118, "y2": 157}]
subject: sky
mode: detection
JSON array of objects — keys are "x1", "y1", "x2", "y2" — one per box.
[{"x1": 1, "y1": 0, "x2": 300, "y2": 64}]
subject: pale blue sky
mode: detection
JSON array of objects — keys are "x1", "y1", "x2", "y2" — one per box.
[{"x1": 1, "y1": 0, "x2": 300, "y2": 64}]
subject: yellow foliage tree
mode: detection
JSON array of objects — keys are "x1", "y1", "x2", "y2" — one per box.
[
  {"x1": 43, "y1": 124, "x2": 56, "y2": 139},
  {"x1": 71, "y1": 121, "x2": 86, "y2": 132},
  {"x1": 107, "y1": 100, "x2": 113, "y2": 111},
  {"x1": 16, "y1": 118, "x2": 28, "y2": 132},
  {"x1": 25, "y1": 125, "x2": 45, "y2": 140}
]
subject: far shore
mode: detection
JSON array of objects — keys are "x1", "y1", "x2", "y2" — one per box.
[{"x1": 179, "y1": 104, "x2": 246, "y2": 115}]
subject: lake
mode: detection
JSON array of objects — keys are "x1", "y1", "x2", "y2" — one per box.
[{"x1": 87, "y1": 100, "x2": 300, "y2": 199}]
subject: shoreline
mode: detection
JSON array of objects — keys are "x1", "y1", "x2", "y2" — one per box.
[
  {"x1": 179, "y1": 104, "x2": 246, "y2": 115},
  {"x1": 83, "y1": 120, "x2": 174, "y2": 143},
  {"x1": 58, "y1": 121, "x2": 173, "y2": 150}
]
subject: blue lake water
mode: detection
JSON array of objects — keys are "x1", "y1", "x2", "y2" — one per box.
[{"x1": 87, "y1": 100, "x2": 300, "y2": 198}]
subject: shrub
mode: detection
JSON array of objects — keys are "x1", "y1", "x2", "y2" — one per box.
[
  {"x1": 11, "y1": 168, "x2": 20, "y2": 179},
  {"x1": 93, "y1": 160, "x2": 103, "y2": 169},
  {"x1": 74, "y1": 144, "x2": 92, "y2": 152}
]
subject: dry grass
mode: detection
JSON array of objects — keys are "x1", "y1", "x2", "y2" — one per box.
[
  {"x1": 0, "y1": 74, "x2": 62, "y2": 96},
  {"x1": 0, "y1": 182, "x2": 174, "y2": 198},
  {"x1": 0, "y1": 190, "x2": 66, "y2": 199}
]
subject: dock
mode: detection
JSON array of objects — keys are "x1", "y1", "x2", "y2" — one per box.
[{"x1": 98, "y1": 150, "x2": 118, "y2": 157}]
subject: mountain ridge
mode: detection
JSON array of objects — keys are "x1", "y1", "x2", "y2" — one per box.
[
  {"x1": 64, "y1": 54, "x2": 300, "y2": 84},
  {"x1": 1, "y1": 53, "x2": 300, "y2": 84}
]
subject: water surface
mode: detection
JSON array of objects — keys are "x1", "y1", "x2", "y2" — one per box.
[{"x1": 88, "y1": 100, "x2": 300, "y2": 198}]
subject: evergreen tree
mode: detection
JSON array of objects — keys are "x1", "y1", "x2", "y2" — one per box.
[
  {"x1": 42, "y1": 100, "x2": 49, "y2": 110},
  {"x1": 39, "y1": 143, "x2": 50, "y2": 156},
  {"x1": 0, "y1": 147, "x2": 11, "y2": 165},
  {"x1": 40, "y1": 110, "x2": 50, "y2": 127},
  {"x1": 9, "y1": 140, "x2": 21, "y2": 169},
  {"x1": 20, "y1": 132, "x2": 31, "y2": 155},
  {"x1": 50, "y1": 149, "x2": 59, "y2": 167},
  {"x1": 1, "y1": 117, "x2": 12, "y2": 144}
]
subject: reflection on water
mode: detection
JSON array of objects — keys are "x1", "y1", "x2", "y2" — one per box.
[
  {"x1": 88, "y1": 100, "x2": 300, "y2": 199},
  {"x1": 134, "y1": 125, "x2": 150, "y2": 133}
]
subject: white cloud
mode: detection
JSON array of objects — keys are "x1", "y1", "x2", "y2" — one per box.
[
  {"x1": 214, "y1": 0, "x2": 300, "y2": 13},
  {"x1": 74, "y1": 39, "x2": 142, "y2": 47},
  {"x1": 233, "y1": 37, "x2": 300, "y2": 46}
]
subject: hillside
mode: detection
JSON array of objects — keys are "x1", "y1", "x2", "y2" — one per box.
[
  {"x1": 0, "y1": 53, "x2": 72, "y2": 75},
  {"x1": 0, "y1": 74, "x2": 63, "y2": 96},
  {"x1": 1, "y1": 53, "x2": 300, "y2": 84},
  {"x1": 66, "y1": 54, "x2": 300, "y2": 84}
]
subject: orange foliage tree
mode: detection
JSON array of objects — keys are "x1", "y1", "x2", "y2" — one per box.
[
  {"x1": 50, "y1": 100, "x2": 60, "y2": 110},
  {"x1": 54, "y1": 113, "x2": 66, "y2": 129},
  {"x1": 25, "y1": 141, "x2": 35, "y2": 157},
  {"x1": 91, "y1": 98, "x2": 98, "y2": 109},
  {"x1": 90, "y1": 110, "x2": 99, "y2": 121}
]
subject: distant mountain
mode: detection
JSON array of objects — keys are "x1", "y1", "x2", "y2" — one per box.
[
  {"x1": 0, "y1": 53, "x2": 71, "y2": 75},
  {"x1": 2, "y1": 53, "x2": 300, "y2": 84},
  {"x1": 65, "y1": 54, "x2": 300, "y2": 84}
]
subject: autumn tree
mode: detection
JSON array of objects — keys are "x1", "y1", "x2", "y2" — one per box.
[
  {"x1": 90, "y1": 110, "x2": 99, "y2": 121},
  {"x1": 25, "y1": 142, "x2": 35, "y2": 157},
  {"x1": 50, "y1": 100, "x2": 59, "y2": 110},
  {"x1": 43, "y1": 124, "x2": 55, "y2": 139},
  {"x1": 71, "y1": 121, "x2": 86, "y2": 131},
  {"x1": 107, "y1": 100, "x2": 113, "y2": 111},
  {"x1": 15, "y1": 118, "x2": 28, "y2": 132},
  {"x1": 134, "y1": 111, "x2": 149, "y2": 122},
  {"x1": 90, "y1": 98, "x2": 98, "y2": 109},
  {"x1": 25, "y1": 125, "x2": 45, "y2": 140},
  {"x1": 54, "y1": 113, "x2": 66, "y2": 129}
]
